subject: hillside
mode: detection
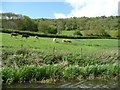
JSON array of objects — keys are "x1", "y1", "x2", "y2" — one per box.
[{"x1": 0, "y1": 12, "x2": 120, "y2": 38}]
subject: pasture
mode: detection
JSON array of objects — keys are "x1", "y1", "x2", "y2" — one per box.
[
  {"x1": 1, "y1": 33, "x2": 119, "y2": 55},
  {"x1": 60, "y1": 30, "x2": 75, "y2": 36},
  {"x1": 1, "y1": 32, "x2": 120, "y2": 84}
]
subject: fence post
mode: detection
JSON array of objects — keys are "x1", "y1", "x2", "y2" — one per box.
[{"x1": 80, "y1": 48, "x2": 82, "y2": 58}]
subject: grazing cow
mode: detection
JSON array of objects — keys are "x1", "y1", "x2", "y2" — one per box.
[
  {"x1": 53, "y1": 38, "x2": 59, "y2": 43},
  {"x1": 35, "y1": 36, "x2": 39, "y2": 39},
  {"x1": 11, "y1": 33, "x2": 19, "y2": 37},
  {"x1": 67, "y1": 40, "x2": 72, "y2": 43},
  {"x1": 62, "y1": 39, "x2": 72, "y2": 43},
  {"x1": 53, "y1": 38, "x2": 57, "y2": 43},
  {"x1": 22, "y1": 34, "x2": 29, "y2": 39},
  {"x1": 62, "y1": 39, "x2": 66, "y2": 43}
]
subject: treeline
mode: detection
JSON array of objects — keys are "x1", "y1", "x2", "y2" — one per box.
[
  {"x1": 1, "y1": 13, "x2": 38, "y2": 32},
  {"x1": 0, "y1": 12, "x2": 120, "y2": 37},
  {"x1": 0, "y1": 28, "x2": 118, "y2": 39},
  {"x1": 35, "y1": 15, "x2": 119, "y2": 31}
]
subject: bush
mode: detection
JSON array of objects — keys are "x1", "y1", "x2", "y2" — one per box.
[
  {"x1": 1, "y1": 28, "x2": 113, "y2": 39},
  {"x1": 48, "y1": 25, "x2": 57, "y2": 34},
  {"x1": 83, "y1": 30, "x2": 111, "y2": 38},
  {"x1": 111, "y1": 30, "x2": 120, "y2": 38},
  {"x1": 73, "y1": 30, "x2": 83, "y2": 36}
]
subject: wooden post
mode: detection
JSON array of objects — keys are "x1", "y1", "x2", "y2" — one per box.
[
  {"x1": 52, "y1": 47, "x2": 56, "y2": 63},
  {"x1": 80, "y1": 48, "x2": 82, "y2": 58}
]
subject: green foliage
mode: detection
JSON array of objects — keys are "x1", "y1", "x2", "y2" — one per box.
[
  {"x1": 2, "y1": 65, "x2": 63, "y2": 84},
  {"x1": 111, "y1": 30, "x2": 120, "y2": 38},
  {"x1": 1, "y1": 28, "x2": 111, "y2": 39},
  {"x1": 1, "y1": 13, "x2": 38, "y2": 32},
  {"x1": 83, "y1": 30, "x2": 111, "y2": 37},
  {"x1": 73, "y1": 30, "x2": 83, "y2": 36},
  {"x1": 48, "y1": 25, "x2": 57, "y2": 34},
  {"x1": 15, "y1": 47, "x2": 29, "y2": 55},
  {"x1": 38, "y1": 21, "x2": 49, "y2": 33},
  {"x1": 37, "y1": 20, "x2": 55, "y2": 34},
  {"x1": 2, "y1": 21, "x2": 18, "y2": 29},
  {"x1": 2, "y1": 63, "x2": 119, "y2": 84},
  {"x1": 1, "y1": 32, "x2": 119, "y2": 54},
  {"x1": 63, "y1": 65, "x2": 80, "y2": 78},
  {"x1": 20, "y1": 16, "x2": 38, "y2": 31},
  {"x1": 1, "y1": 12, "x2": 119, "y2": 37}
]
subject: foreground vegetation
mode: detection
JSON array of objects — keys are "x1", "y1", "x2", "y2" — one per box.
[
  {"x1": 2, "y1": 64, "x2": 119, "y2": 84},
  {"x1": 1, "y1": 33, "x2": 120, "y2": 84}
]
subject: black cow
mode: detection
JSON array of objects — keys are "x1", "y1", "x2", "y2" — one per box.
[
  {"x1": 22, "y1": 34, "x2": 29, "y2": 39},
  {"x1": 11, "y1": 33, "x2": 19, "y2": 37}
]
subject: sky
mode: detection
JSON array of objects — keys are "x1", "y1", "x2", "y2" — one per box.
[{"x1": 1, "y1": 0, "x2": 120, "y2": 19}]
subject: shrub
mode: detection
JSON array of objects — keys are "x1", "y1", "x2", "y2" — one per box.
[
  {"x1": 73, "y1": 30, "x2": 83, "y2": 36},
  {"x1": 1, "y1": 28, "x2": 112, "y2": 39},
  {"x1": 63, "y1": 65, "x2": 80, "y2": 79},
  {"x1": 111, "y1": 30, "x2": 120, "y2": 38},
  {"x1": 15, "y1": 47, "x2": 29, "y2": 55},
  {"x1": 48, "y1": 25, "x2": 57, "y2": 34}
]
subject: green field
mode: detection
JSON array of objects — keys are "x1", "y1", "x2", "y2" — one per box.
[
  {"x1": 1, "y1": 33, "x2": 119, "y2": 54},
  {"x1": 60, "y1": 31, "x2": 75, "y2": 36},
  {"x1": 1, "y1": 33, "x2": 120, "y2": 84}
]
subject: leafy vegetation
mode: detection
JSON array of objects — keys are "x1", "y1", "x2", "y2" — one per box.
[
  {"x1": 2, "y1": 64, "x2": 119, "y2": 84},
  {"x1": 1, "y1": 28, "x2": 117, "y2": 39},
  {"x1": 73, "y1": 30, "x2": 83, "y2": 36},
  {"x1": 1, "y1": 33, "x2": 120, "y2": 84},
  {"x1": 1, "y1": 13, "x2": 120, "y2": 38}
]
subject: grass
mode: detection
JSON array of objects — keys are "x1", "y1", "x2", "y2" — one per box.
[
  {"x1": 1, "y1": 32, "x2": 120, "y2": 84},
  {"x1": 2, "y1": 64, "x2": 119, "y2": 84},
  {"x1": 60, "y1": 31, "x2": 75, "y2": 36},
  {"x1": 1, "y1": 33, "x2": 119, "y2": 54}
]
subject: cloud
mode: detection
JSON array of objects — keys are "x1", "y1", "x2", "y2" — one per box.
[{"x1": 54, "y1": 0, "x2": 119, "y2": 18}]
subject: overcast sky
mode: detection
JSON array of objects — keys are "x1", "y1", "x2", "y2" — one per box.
[{"x1": 1, "y1": 0, "x2": 119, "y2": 19}]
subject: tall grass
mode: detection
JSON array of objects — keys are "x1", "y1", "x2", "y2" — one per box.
[
  {"x1": 1, "y1": 47, "x2": 119, "y2": 84},
  {"x1": 2, "y1": 47, "x2": 119, "y2": 67},
  {"x1": 2, "y1": 63, "x2": 119, "y2": 84}
]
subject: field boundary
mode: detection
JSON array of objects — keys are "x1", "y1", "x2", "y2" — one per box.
[{"x1": 0, "y1": 28, "x2": 118, "y2": 39}]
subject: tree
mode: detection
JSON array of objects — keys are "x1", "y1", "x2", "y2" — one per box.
[
  {"x1": 7, "y1": 21, "x2": 18, "y2": 29},
  {"x1": 19, "y1": 16, "x2": 38, "y2": 31},
  {"x1": 48, "y1": 25, "x2": 57, "y2": 34},
  {"x1": 111, "y1": 30, "x2": 120, "y2": 38},
  {"x1": 38, "y1": 21, "x2": 49, "y2": 33},
  {"x1": 64, "y1": 19, "x2": 73, "y2": 30},
  {"x1": 56, "y1": 21, "x2": 64, "y2": 34},
  {"x1": 37, "y1": 20, "x2": 56, "y2": 34}
]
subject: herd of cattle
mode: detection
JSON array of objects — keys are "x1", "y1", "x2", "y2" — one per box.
[
  {"x1": 10, "y1": 32, "x2": 72, "y2": 43},
  {"x1": 11, "y1": 32, "x2": 38, "y2": 39}
]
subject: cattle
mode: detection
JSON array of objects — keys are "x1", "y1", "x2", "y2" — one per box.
[
  {"x1": 53, "y1": 38, "x2": 57, "y2": 43},
  {"x1": 62, "y1": 39, "x2": 72, "y2": 43},
  {"x1": 35, "y1": 36, "x2": 39, "y2": 39},
  {"x1": 11, "y1": 33, "x2": 19, "y2": 37},
  {"x1": 53, "y1": 38, "x2": 59, "y2": 43},
  {"x1": 22, "y1": 34, "x2": 29, "y2": 39}
]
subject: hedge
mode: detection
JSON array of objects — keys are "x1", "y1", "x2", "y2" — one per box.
[{"x1": 0, "y1": 28, "x2": 118, "y2": 39}]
